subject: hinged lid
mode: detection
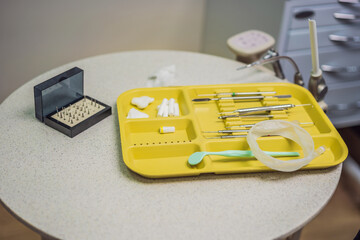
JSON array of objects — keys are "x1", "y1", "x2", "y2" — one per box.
[{"x1": 34, "y1": 67, "x2": 84, "y2": 122}]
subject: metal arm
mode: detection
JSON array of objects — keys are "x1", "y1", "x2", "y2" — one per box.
[{"x1": 237, "y1": 55, "x2": 305, "y2": 86}]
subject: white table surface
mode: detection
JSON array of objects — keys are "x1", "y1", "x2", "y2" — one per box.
[{"x1": 0, "y1": 50, "x2": 341, "y2": 240}]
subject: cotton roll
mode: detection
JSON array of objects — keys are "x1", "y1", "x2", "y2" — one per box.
[
  {"x1": 168, "y1": 98, "x2": 175, "y2": 116},
  {"x1": 159, "y1": 126, "x2": 175, "y2": 133},
  {"x1": 157, "y1": 98, "x2": 168, "y2": 117}
]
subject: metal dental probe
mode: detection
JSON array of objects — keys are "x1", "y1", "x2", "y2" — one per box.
[
  {"x1": 202, "y1": 129, "x2": 249, "y2": 134},
  {"x1": 192, "y1": 95, "x2": 291, "y2": 102},
  {"x1": 219, "y1": 104, "x2": 311, "y2": 116},
  {"x1": 226, "y1": 124, "x2": 255, "y2": 128},
  {"x1": 205, "y1": 134, "x2": 282, "y2": 139},
  {"x1": 225, "y1": 122, "x2": 314, "y2": 128},
  {"x1": 232, "y1": 114, "x2": 275, "y2": 118},
  {"x1": 219, "y1": 114, "x2": 275, "y2": 119},
  {"x1": 197, "y1": 91, "x2": 276, "y2": 97},
  {"x1": 205, "y1": 135, "x2": 248, "y2": 139}
]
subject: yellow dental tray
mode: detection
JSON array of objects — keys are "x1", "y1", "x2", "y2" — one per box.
[{"x1": 116, "y1": 82, "x2": 348, "y2": 178}]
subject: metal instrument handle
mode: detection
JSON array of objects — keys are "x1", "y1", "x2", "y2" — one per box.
[
  {"x1": 219, "y1": 96, "x2": 264, "y2": 101},
  {"x1": 232, "y1": 91, "x2": 276, "y2": 96},
  {"x1": 329, "y1": 33, "x2": 360, "y2": 43},
  {"x1": 219, "y1": 130, "x2": 249, "y2": 133},
  {"x1": 321, "y1": 64, "x2": 360, "y2": 73},
  {"x1": 333, "y1": 12, "x2": 360, "y2": 20},
  {"x1": 219, "y1": 135, "x2": 247, "y2": 139},
  {"x1": 235, "y1": 104, "x2": 294, "y2": 114}
]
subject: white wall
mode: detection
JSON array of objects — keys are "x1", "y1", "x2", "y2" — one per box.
[
  {"x1": 0, "y1": 0, "x2": 286, "y2": 103},
  {"x1": 0, "y1": 0, "x2": 205, "y2": 103},
  {"x1": 201, "y1": 0, "x2": 285, "y2": 59}
]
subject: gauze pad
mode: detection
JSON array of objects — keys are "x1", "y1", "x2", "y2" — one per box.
[
  {"x1": 127, "y1": 108, "x2": 149, "y2": 119},
  {"x1": 131, "y1": 96, "x2": 154, "y2": 109},
  {"x1": 247, "y1": 120, "x2": 325, "y2": 172}
]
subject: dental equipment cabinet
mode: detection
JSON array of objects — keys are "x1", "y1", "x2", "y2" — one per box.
[
  {"x1": 228, "y1": 0, "x2": 360, "y2": 128},
  {"x1": 278, "y1": 0, "x2": 360, "y2": 128}
]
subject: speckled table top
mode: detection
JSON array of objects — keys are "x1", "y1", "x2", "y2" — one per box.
[{"x1": 0, "y1": 50, "x2": 341, "y2": 240}]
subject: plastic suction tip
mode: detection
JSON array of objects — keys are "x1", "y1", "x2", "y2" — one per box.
[{"x1": 188, "y1": 152, "x2": 207, "y2": 166}]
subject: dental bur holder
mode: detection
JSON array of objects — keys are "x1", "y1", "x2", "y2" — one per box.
[{"x1": 34, "y1": 67, "x2": 112, "y2": 137}]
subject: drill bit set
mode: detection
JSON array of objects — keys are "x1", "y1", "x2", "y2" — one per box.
[
  {"x1": 34, "y1": 67, "x2": 112, "y2": 137},
  {"x1": 51, "y1": 97, "x2": 105, "y2": 127}
]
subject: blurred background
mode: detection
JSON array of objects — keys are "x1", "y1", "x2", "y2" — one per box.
[
  {"x1": 0, "y1": 0, "x2": 359, "y2": 239},
  {"x1": 0, "y1": 0, "x2": 284, "y2": 103}
]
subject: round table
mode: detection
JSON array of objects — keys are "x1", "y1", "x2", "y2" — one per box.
[{"x1": 0, "y1": 50, "x2": 341, "y2": 240}]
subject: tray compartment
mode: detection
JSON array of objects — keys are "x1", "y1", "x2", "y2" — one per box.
[
  {"x1": 307, "y1": 136, "x2": 348, "y2": 168},
  {"x1": 303, "y1": 106, "x2": 331, "y2": 134},
  {"x1": 118, "y1": 88, "x2": 190, "y2": 119},
  {"x1": 124, "y1": 119, "x2": 197, "y2": 146},
  {"x1": 192, "y1": 101, "x2": 226, "y2": 136},
  {"x1": 127, "y1": 143, "x2": 203, "y2": 177}
]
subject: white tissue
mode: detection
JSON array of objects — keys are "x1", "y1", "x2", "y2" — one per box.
[
  {"x1": 147, "y1": 65, "x2": 176, "y2": 87},
  {"x1": 131, "y1": 96, "x2": 154, "y2": 109},
  {"x1": 127, "y1": 108, "x2": 149, "y2": 119}
]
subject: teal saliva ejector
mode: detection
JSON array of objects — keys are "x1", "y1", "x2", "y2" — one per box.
[{"x1": 188, "y1": 150, "x2": 300, "y2": 166}]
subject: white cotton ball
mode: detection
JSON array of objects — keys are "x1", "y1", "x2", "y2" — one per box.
[
  {"x1": 127, "y1": 108, "x2": 149, "y2": 119},
  {"x1": 131, "y1": 96, "x2": 154, "y2": 109}
]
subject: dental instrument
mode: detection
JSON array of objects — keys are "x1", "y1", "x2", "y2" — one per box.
[
  {"x1": 192, "y1": 95, "x2": 291, "y2": 102},
  {"x1": 225, "y1": 122, "x2": 313, "y2": 128},
  {"x1": 202, "y1": 129, "x2": 249, "y2": 134},
  {"x1": 205, "y1": 135, "x2": 248, "y2": 139},
  {"x1": 218, "y1": 114, "x2": 274, "y2": 120},
  {"x1": 219, "y1": 104, "x2": 311, "y2": 116},
  {"x1": 188, "y1": 150, "x2": 300, "y2": 166},
  {"x1": 197, "y1": 91, "x2": 276, "y2": 97}
]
